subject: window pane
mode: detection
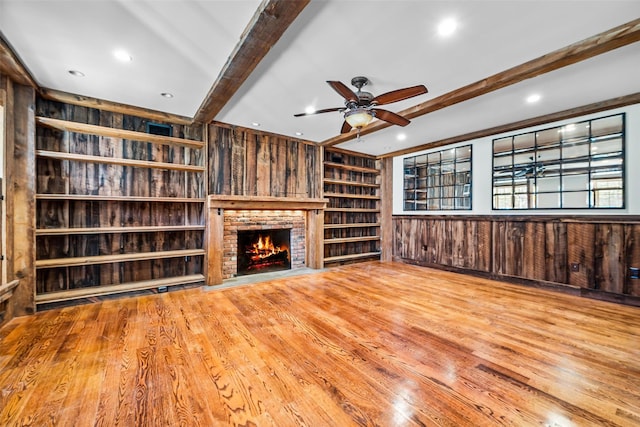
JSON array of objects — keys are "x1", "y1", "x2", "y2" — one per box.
[{"x1": 492, "y1": 113, "x2": 624, "y2": 211}]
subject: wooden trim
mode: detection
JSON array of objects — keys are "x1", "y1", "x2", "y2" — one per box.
[
  {"x1": 323, "y1": 161, "x2": 379, "y2": 173},
  {"x1": 36, "y1": 194, "x2": 205, "y2": 203},
  {"x1": 36, "y1": 225, "x2": 206, "y2": 236},
  {"x1": 324, "y1": 145, "x2": 377, "y2": 159},
  {"x1": 324, "y1": 222, "x2": 380, "y2": 229},
  {"x1": 34, "y1": 274, "x2": 205, "y2": 304},
  {"x1": 323, "y1": 178, "x2": 380, "y2": 188},
  {"x1": 35, "y1": 249, "x2": 205, "y2": 268},
  {"x1": 36, "y1": 117, "x2": 204, "y2": 149},
  {"x1": 193, "y1": 0, "x2": 311, "y2": 123},
  {"x1": 324, "y1": 252, "x2": 381, "y2": 263},
  {"x1": 324, "y1": 236, "x2": 380, "y2": 244},
  {"x1": 322, "y1": 18, "x2": 640, "y2": 147},
  {"x1": 208, "y1": 195, "x2": 328, "y2": 210},
  {"x1": 36, "y1": 150, "x2": 205, "y2": 172},
  {"x1": 391, "y1": 214, "x2": 640, "y2": 224},
  {"x1": 38, "y1": 88, "x2": 193, "y2": 125},
  {"x1": 0, "y1": 35, "x2": 37, "y2": 88},
  {"x1": 379, "y1": 157, "x2": 393, "y2": 261},
  {"x1": 380, "y1": 92, "x2": 640, "y2": 158}
]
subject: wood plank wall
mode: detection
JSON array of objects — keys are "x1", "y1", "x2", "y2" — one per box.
[
  {"x1": 1, "y1": 74, "x2": 36, "y2": 325},
  {"x1": 208, "y1": 123, "x2": 321, "y2": 198},
  {"x1": 393, "y1": 215, "x2": 640, "y2": 301}
]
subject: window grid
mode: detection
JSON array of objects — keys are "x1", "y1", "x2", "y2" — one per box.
[
  {"x1": 404, "y1": 145, "x2": 472, "y2": 211},
  {"x1": 492, "y1": 113, "x2": 625, "y2": 210}
]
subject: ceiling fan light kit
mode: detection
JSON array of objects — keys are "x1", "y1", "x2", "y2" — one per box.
[{"x1": 294, "y1": 76, "x2": 428, "y2": 136}]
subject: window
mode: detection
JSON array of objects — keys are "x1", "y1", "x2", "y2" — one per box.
[
  {"x1": 404, "y1": 145, "x2": 472, "y2": 211},
  {"x1": 492, "y1": 114, "x2": 625, "y2": 209}
]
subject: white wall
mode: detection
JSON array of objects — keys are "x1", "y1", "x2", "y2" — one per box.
[{"x1": 393, "y1": 103, "x2": 640, "y2": 216}]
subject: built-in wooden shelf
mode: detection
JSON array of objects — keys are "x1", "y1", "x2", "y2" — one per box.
[
  {"x1": 324, "y1": 236, "x2": 380, "y2": 244},
  {"x1": 36, "y1": 225, "x2": 206, "y2": 236},
  {"x1": 35, "y1": 274, "x2": 205, "y2": 304},
  {"x1": 324, "y1": 192, "x2": 380, "y2": 200},
  {"x1": 323, "y1": 178, "x2": 379, "y2": 188},
  {"x1": 36, "y1": 150, "x2": 205, "y2": 172},
  {"x1": 324, "y1": 222, "x2": 380, "y2": 229},
  {"x1": 0, "y1": 279, "x2": 20, "y2": 304},
  {"x1": 36, "y1": 249, "x2": 205, "y2": 269},
  {"x1": 36, "y1": 194, "x2": 205, "y2": 203},
  {"x1": 325, "y1": 208, "x2": 380, "y2": 213},
  {"x1": 323, "y1": 161, "x2": 378, "y2": 174},
  {"x1": 324, "y1": 252, "x2": 381, "y2": 263},
  {"x1": 36, "y1": 117, "x2": 204, "y2": 149}
]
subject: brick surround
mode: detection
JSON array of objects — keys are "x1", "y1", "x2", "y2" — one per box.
[{"x1": 222, "y1": 210, "x2": 306, "y2": 279}]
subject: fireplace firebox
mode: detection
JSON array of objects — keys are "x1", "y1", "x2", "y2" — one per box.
[{"x1": 237, "y1": 229, "x2": 291, "y2": 276}]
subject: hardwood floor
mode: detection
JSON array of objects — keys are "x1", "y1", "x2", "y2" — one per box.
[{"x1": 1, "y1": 261, "x2": 639, "y2": 426}]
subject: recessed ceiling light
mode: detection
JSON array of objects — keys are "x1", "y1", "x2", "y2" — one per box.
[
  {"x1": 305, "y1": 106, "x2": 316, "y2": 114},
  {"x1": 437, "y1": 18, "x2": 458, "y2": 37},
  {"x1": 68, "y1": 70, "x2": 85, "y2": 77},
  {"x1": 113, "y1": 49, "x2": 133, "y2": 62},
  {"x1": 397, "y1": 133, "x2": 407, "y2": 141},
  {"x1": 526, "y1": 94, "x2": 541, "y2": 103},
  {"x1": 252, "y1": 122, "x2": 260, "y2": 127},
  {"x1": 295, "y1": 132, "x2": 303, "y2": 136},
  {"x1": 160, "y1": 92, "x2": 173, "y2": 98}
]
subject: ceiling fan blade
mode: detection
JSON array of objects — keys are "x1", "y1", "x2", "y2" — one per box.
[
  {"x1": 372, "y1": 108, "x2": 410, "y2": 126},
  {"x1": 327, "y1": 81, "x2": 358, "y2": 103},
  {"x1": 340, "y1": 121, "x2": 352, "y2": 134},
  {"x1": 372, "y1": 85, "x2": 428, "y2": 105},
  {"x1": 294, "y1": 107, "x2": 344, "y2": 117}
]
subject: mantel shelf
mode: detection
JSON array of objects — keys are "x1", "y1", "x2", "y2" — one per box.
[
  {"x1": 208, "y1": 195, "x2": 328, "y2": 210},
  {"x1": 36, "y1": 116, "x2": 204, "y2": 149}
]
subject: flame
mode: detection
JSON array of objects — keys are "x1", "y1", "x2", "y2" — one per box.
[{"x1": 250, "y1": 234, "x2": 284, "y2": 260}]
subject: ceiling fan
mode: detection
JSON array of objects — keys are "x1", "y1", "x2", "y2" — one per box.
[{"x1": 294, "y1": 76, "x2": 428, "y2": 134}]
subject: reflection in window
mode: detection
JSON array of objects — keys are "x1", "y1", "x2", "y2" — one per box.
[
  {"x1": 404, "y1": 145, "x2": 472, "y2": 211},
  {"x1": 492, "y1": 114, "x2": 625, "y2": 209}
]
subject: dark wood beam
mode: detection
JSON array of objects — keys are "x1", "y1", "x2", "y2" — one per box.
[
  {"x1": 192, "y1": 0, "x2": 310, "y2": 124},
  {"x1": 0, "y1": 34, "x2": 37, "y2": 88},
  {"x1": 378, "y1": 92, "x2": 640, "y2": 159},
  {"x1": 322, "y1": 18, "x2": 640, "y2": 148}
]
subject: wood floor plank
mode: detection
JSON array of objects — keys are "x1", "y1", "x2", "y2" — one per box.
[{"x1": 1, "y1": 261, "x2": 639, "y2": 426}]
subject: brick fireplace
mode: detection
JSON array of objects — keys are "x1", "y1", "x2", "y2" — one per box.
[{"x1": 207, "y1": 196, "x2": 327, "y2": 285}]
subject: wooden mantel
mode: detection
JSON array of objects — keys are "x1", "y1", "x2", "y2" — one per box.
[
  {"x1": 207, "y1": 195, "x2": 328, "y2": 285},
  {"x1": 207, "y1": 195, "x2": 328, "y2": 210}
]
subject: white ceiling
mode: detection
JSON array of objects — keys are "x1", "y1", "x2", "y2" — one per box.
[{"x1": 1, "y1": 0, "x2": 639, "y2": 156}]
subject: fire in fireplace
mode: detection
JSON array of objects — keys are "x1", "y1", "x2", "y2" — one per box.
[{"x1": 237, "y1": 229, "x2": 291, "y2": 276}]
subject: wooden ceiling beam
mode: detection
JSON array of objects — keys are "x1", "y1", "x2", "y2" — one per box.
[
  {"x1": 378, "y1": 92, "x2": 640, "y2": 159},
  {"x1": 321, "y1": 18, "x2": 640, "y2": 148},
  {"x1": 192, "y1": 0, "x2": 310, "y2": 124},
  {"x1": 0, "y1": 34, "x2": 37, "y2": 88}
]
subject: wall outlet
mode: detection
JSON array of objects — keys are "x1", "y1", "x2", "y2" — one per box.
[
  {"x1": 630, "y1": 267, "x2": 640, "y2": 279},
  {"x1": 570, "y1": 263, "x2": 580, "y2": 272},
  {"x1": 157, "y1": 286, "x2": 168, "y2": 293}
]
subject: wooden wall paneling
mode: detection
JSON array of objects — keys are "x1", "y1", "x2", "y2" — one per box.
[
  {"x1": 475, "y1": 220, "x2": 492, "y2": 272},
  {"x1": 231, "y1": 128, "x2": 245, "y2": 195},
  {"x1": 625, "y1": 224, "x2": 640, "y2": 296},
  {"x1": 256, "y1": 133, "x2": 271, "y2": 196},
  {"x1": 544, "y1": 222, "x2": 567, "y2": 284},
  {"x1": 522, "y1": 222, "x2": 547, "y2": 281},
  {"x1": 4, "y1": 81, "x2": 36, "y2": 317},
  {"x1": 244, "y1": 133, "x2": 258, "y2": 196},
  {"x1": 594, "y1": 224, "x2": 625, "y2": 293},
  {"x1": 207, "y1": 206, "x2": 224, "y2": 285},
  {"x1": 567, "y1": 223, "x2": 595, "y2": 288}
]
